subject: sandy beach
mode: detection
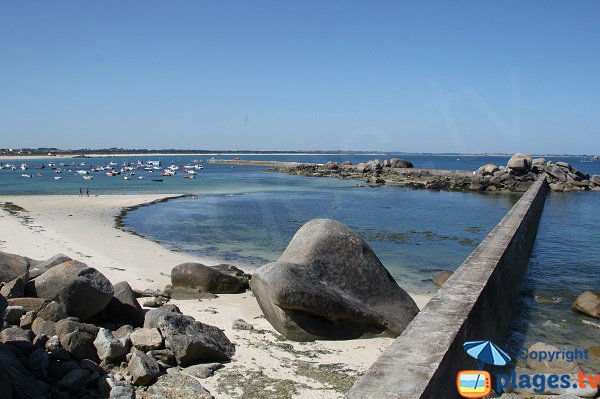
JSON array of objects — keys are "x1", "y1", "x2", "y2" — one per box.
[{"x1": 0, "y1": 194, "x2": 430, "y2": 398}]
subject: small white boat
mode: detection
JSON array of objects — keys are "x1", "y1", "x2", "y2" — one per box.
[
  {"x1": 76, "y1": 170, "x2": 89, "y2": 175},
  {"x1": 54, "y1": 176, "x2": 62, "y2": 180},
  {"x1": 83, "y1": 175, "x2": 93, "y2": 180},
  {"x1": 138, "y1": 176, "x2": 145, "y2": 180},
  {"x1": 22, "y1": 173, "x2": 32, "y2": 178},
  {"x1": 124, "y1": 176, "x2": 131, "y2": 180}
]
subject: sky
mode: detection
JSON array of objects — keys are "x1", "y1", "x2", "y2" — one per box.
[{"x1": 1, "y1": 1, "x2": 599, "y2": 154}]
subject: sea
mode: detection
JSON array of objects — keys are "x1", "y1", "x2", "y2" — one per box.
[{"x1": 1, "y1": 153, "x2": 599, "y2": 367}]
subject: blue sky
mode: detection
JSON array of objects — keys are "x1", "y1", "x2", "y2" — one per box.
[{"x1": 1, "y1": 1, "x2": 599, "y2": 153}]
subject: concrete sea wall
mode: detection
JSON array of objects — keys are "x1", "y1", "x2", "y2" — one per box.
[{"x1": 346, "y1": 177, "x2": 550, "y2": 399}]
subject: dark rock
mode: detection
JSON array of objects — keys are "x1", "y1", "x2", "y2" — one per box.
[
  {"x1": 556, "y1": 161, "x2": 572, "y2": 169},
  {"x1": 0, "y1": 276, "x2": 25, "y2": 299},
  {"x1": 432, "y1": 270, "x2": 454, "y2": 287},
  {"x1": 31, "y1": 260, "x2": 114, "y2": 320},
  {"x1": 104, "y1": 281, "x2": 145, "y2": 328},
  {"x1": 0, "y1": 343, "x2": 45, "y2": 398},
  {"x1": 32, "y1": 318, "x2": 56, "y2": 337},
  {"x1": 28, "y1": 253, "x2": 72, "y2": 279},
  {"x1": 32, "y1": 333, "x2": 49, "y2": 349},
  {"x1": 110, "y1": 385, "x2": 136, "y2": 399},
  {"x1": 79, "y1": 358, "x2": 103, "y2": 374},
  {"x1": 147, "y1": 349, "x2": 177, "y2": 367},
  {"x1": 144, "y1": 305, "x2": 181, "y2": 329},
  {"x1": 171, "y1": 263, "x2": 248, "y2": 294},
  {"x1": 27, "y1": 347, "x2": 49, "y2": 380},
  {"x1": 4, "y1": 306, "x2": 25, "y2": 325},
  {"x1": 157, "y1": 312, "x2": 235, "y2": 366},
  {"x1": 251, "y1": 219, "x2": 419, "y2": 341},
  {"x1": 572, "y1": 291, "x2": 600, "y2": 319},
  {"x1": 7, "y1": 297, "x2": 48, "y2": 313},
  {"x1": 507, "y1": 153, "x2": 532, "y2": 171},
  {"x1": 0, "y1": 293, "x2": 6, "y2": 322},
  {"x1": 0, "y1": 327, "x2": 34, "y2": 351},
  {"x1": 389, "y1": 158, "x2": 414, "y2": 168},
  {"x1": 0, "y1": 251, "x2": 30, "y2": 284},
  {"x1": 37, "y1": 301, "x2": 68, "y2": 322},
  {"x1": 129, "y1": 349, "x2": 161, "y2": 386},
  {"x1": 58, "y1": 368, "x2": 90, "y2": 393},
  {"x1": 147, "y1": 373, "x2": 213, "y2": 399},
  {"x1": 55, "y1": 319, "x2": 99, "y2": 361}
]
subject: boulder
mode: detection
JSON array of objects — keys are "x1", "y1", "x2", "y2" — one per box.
[
  {"x1": 389, "y1": 158, "x2": 414, "y2": 168},
  {"x1": 157, "y1": 312, "x2": 235, "y2": 366},
  {"x1": 7, "y1": 297, "x2": 48, "y2": 313},
  {"x1": 19, "y1": 311, "x2": 36, "y2": 329},
  {"x1": 94, "y1": 327, "x2": 128, "y2": 363},
  {"x1": 28, "y1": 253, "x2": 72, "y2": 279},
  {"x1": 545, "y1": 164, "x2": 568, "y2": 182},
  {"x1": 356, "y1": 163, "x2": 367, "y2": 173},
  {"x1": 0, "y1": 251, "x2": 30, "y2": 283},
  {"x1": 507, "y1": 153, "x2": 532, "y2": 171},
  {"x1": 31, "y1": 260, "x2": 114, "y2": 320},
  {"x1": 181, "y1": 363, "x2": 224, "y2": 379},
  {"x1": 572, "y1": 291, "x2": 600, "y2": 319},
  {"x1": 0, "y1": 343, "x2": 45, "y2": 398},
  {"x1": 27, "y1": 347, "x2": 49, "y2": 380},
  {"x1": 591, "y1": 175, "x2": 600, "y2": 186},
  {"x1": 128, "y1": 349, "x2": 161, "y2": 386},
  {"x1": 144, "y1": 304, "x2": 181, "y2": 329},
  {"x1": 532, "y1": 157, "x2": 546, "y2": 165},
  {"x1": 103, "y1": 281, "x2": 145, "y2": 327},
  {"x1": 147, "y1": 373, "x2": 213, "y2": 399},
  {"x1": 251, "y1": 219, "x2": 419, "y2": 341},
  {"x1": 478, "y1": 164, "x2": 499, "y2": 175},
  {"x1": 0, "y1": 276, "x2": 25, "y2": 299},
  {"x1": 0, "y1": 326, "x2": 34, "y2": 351},
  {"x1": 147, "y1": 349, "x2": 177, "y2": 367},
  {"x1": 37, "y1": 301, "x2": 68, "y2": 322},
  {"x1": 32, "y1": 318, "x2": 57, "y2": 337},
  {"x1": 432, "y1": 270, "x2": 454, "y2": 287},
  {"x1": 110, "y1": 385, "x2": 136, "y2": 399},
  {"x1": 171, "y1": 263, "x2": 248, "y2": 294},
  {"x1": 4, "y1": 306, "x2": 25, "y2": 325},
  {"x1": 55, "y1": 319, "x2": 99, "y2": 361},
  {"x1": 130, "y1": 328, "x2": 163, "y2": 351},
  {"x1": 0, "y1": 293, "x2": 6, "y2": 322},
  {"x1": 556, "y1": 161, "x2": 572, "y2": 169},
  {"x1": 113, "y1": 324, "x2": 134, "y2": 341},
  {"x1": 58, "y1": 368, "x2": 90, "y2": 393}
]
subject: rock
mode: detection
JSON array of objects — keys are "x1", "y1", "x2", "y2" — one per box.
[
  {"x1": 556, "y1": 161, "x2": 572, "y2": 169},
  {"x1": 147, "y1": 373, "x2": 213, "y2": 399},
  {"x1": 181, "y1": 363, "x2": 224, "y2": 379},
  {"x1": 27, "y1": 347, "x2": 49, "y2": 380},
  {"x1": 343, "y1": 160, "x2": 352, "y2": 166},
  {"x1": 32, "y1": 318, "x2": 56, "y2": 337},
  {"x1": 129, "y1": 349, "x2": 161, "y2": 386},
  {"x1": 251, "y1": 219, "x2": 419, "y2": 341},
  {"x1": 110, "y1": 385, "x2": 136, "y2": 399},
  {"x1": 104, "y1": 281, "x2": 145, "y2": 328},
  {"x1": 55, "y1": 319, "x2": 99, "y2": 361},
  {"x1": 144, "y1": 305, "x2": 182, "y2": 329},
  {"x1": 4, "y1": 306, "x2": 25, "y2": 325},
  {"x1": 130, "y1": 328, "x2": 163, "y2": 351},
  {"x1": 0, "y1": 326, "x2": 33, "y2": 351},
  {"x1": 113, "y1": 324, "x2": 134, "y2": 342},
  {"x1": 37, "y1": 301, "x2": 68, "y2": 322},
  {"x1": 94, "y1": 327, "x2": 128, "y2": 363},
  {"x1": 7, "y1": 297, "x2": 48, "y2": 313},
  {"x1": 30, "y1": 260, "x2": 114, "y2": 320},
  {"x1": 525, "y1": 342, "x2": 580, "y2": 373},
  {"x1": 478, "y1": 164, "x2": 499, "y2": 175},
  {"x1": 507, "y1": 153, "x2": 532, "y2": 171},
  {"x1": 0, "y1": 343, "x2": 45, "y2": 398},
  {"x1": 0, "y1": 293, "x2": 6, "y2": 322},
  {"x1": 143, "y1": 296, "x2": 170, "y2": 308},
  {"x1": 0, "y1": 251, "x2": 30, "y2": 283},
  {"x1": 432, "y1": 270, "x2": 453, "y2": 287},
  {"x1": 148, "y1": 348, "x2": 177, "y2": 367},
  {"x1": 157, "y1": 312, "x2": 235, "y2": 366},
  {"x1": 19, "y1": 310, "x2": 36, "y2": 329},
  {"x1": 389, "y1": 158, "x2": 414, "y2": 168},
  {"x1": 545, "y1": 163, "x2": 568, "y2": 182},
  {"x1": 356, "y1": 163, "x2": 367, "y2": 173},
  {"x1": 0, "y1": 276, "x2": 25, "y2": 299},
  {"x1": 57, "y1": 368, "x2": 90, "y2": 392},
  {"x1": 591, "y1": 175, "x2": 600, "y2": 186},
  {"x1": 28, "y1": 253, "x2": 72, "y2": 279},
  {"x1": 97, "y1": 374, "x2": 117, "y2": 398},
  {"x1": 171, "y1": 263, "x2": 248, "y2": 294},
  {"x1": 572, "y1": 291, "x2": 600, "y2": 319},
  {"x1": 232, "y1": 319, "x2": 253, "y2": 331},
  {"x1": 532, "y1": 157, "x2": 546, "y2": 165}
]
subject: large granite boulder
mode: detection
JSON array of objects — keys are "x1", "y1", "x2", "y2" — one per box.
[
  {"x1": 0, "y1": 251, "x2": 30, "y2": 283},
  {"x1": 572, "y1": 291, "x2": 600, "y2": 319},
  {"x1": 545, "y1": 164, "x2": 568, "y2": 182},
  {"x1": 157, "y1": 312, "x2": 235, "y2": 366},
  {"x1": 478, "y1": 164, "x2": 499, "y2": 176},
  {"x1": 389, "y1": 158, "x2": 414, "y2": 168},
  {"x1": 251, "y1": 219, "x2": 419, "y2": 341},
  {"x1": 30, "y1": 261, "x2": 114, "y2": 320},
  {"x1": 103, "y1": 281, "x2": 145, "y2": 327},
  {"x1": 507, "y1": 153, "x2": 532, "y2": 171},
  {"x1": 171, "y1": 263, "x2": 248, "y2": 294},
  {"x1": 28, "y1": 253, "x2": 72, "y2": 279}
]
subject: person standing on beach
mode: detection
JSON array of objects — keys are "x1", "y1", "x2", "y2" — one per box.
[
  {"x1": 86, "y1": 188, "x2": 89, "y2": 197},
  {"x1": 79, "y1": 188, "x2": 82, "y2": 197}
]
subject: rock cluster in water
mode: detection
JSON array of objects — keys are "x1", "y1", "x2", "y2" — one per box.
[
  {"x1": 0, "y1": 251, "x2": 235, "y2": 399},
  {"x1": 275, "y1": 153, "x2": 600, "y2": 193}
]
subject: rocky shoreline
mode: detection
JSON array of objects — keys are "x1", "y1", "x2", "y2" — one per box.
[{"x1": 268, "y1": 153, "x2": 600, "y2": 193}]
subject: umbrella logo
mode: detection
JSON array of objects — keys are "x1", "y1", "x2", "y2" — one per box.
[
  {"x1": 463, "y1": 340, "x2": 511, "y2": 368},
  {"x1": 456, "y1": 341, "x2": 512, "y2": 398}
]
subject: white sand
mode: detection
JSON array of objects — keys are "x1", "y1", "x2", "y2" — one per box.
[{"x1": 0, "y1": 194, "x2": 431, "y2": 398}]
